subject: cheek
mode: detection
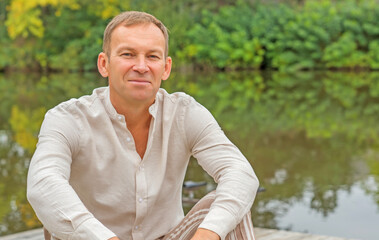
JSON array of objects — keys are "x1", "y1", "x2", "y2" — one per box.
[
  {"x1": 111, "y1": 59, "x2": 130, "y2": 69},
  {"x1": 152, "y1": 62, "x2": 167, "y2": 74},
  {"x1": 109, "y1": 63, "x2": 132, "y2": 77}
]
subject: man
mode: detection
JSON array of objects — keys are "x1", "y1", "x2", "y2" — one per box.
[{"x1": 27, "y1": 11, "x2": 259, "y2": 240}]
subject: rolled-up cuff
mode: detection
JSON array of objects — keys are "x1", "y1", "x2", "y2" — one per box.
[
  {"x1": 198, "y1": 207, "x2": 237, "y2": 240},
  {"x1": 70, "y1": 217, "x2": 116, "y2": 240}
]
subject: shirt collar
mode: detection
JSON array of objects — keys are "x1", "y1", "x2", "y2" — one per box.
[
  {"x1": 148, "y1": 94, "x2": 159, "y2": 119},
  {"x1": 104, "y1": 87, "x2": 119, "y2": 120},
  {"x1": 104, "y1": 86, "x2": 159, "y2": 119}
]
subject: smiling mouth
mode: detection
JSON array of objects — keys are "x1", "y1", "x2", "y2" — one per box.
[{"x1": 128, "y1": 79, "x2": 151, "y2": 84}]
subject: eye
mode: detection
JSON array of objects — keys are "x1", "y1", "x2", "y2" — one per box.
[
  {"x1": 148, "y1": 55, "x2": 160, "y2": 59},
  {"x1": 121, "y1": 52, "x2": 133, "y2": 57}
]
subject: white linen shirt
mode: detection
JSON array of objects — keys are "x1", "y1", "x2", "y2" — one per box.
[{"x1": 27, "y1": 87, "x2": 259, "y2": 240}]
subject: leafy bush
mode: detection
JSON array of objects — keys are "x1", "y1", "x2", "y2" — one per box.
[
  {"x1": 180, "y1": 2, "x2": 265, "y2": 70},
  {"x1": 2, "y1": 0, "x2": 379, "y2": 71},
  {"x1": 179, "y1": 0, "x2": 379, "y2": 71}
]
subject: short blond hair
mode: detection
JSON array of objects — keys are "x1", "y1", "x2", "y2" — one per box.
[{"x1": 102, "y1": 11, "x2": 169, "y2": 57}]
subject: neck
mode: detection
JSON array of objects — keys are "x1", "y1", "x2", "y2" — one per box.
[
  {"x1": 126, "y1": 107, "x2": 152, "y2": 129},
  {"x1": 119, "y1": 104, "x2": 152, "y2": 127},
  {"x1": 110, "y1": 97, "x2": 153, "y2": 159},
  {"x1": 111, "y1": 98, "x2": 153, "y2": 128}
]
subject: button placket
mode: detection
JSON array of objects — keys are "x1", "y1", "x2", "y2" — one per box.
[
  {"x1": 135, "y1": 166, "x2": 148, "y2": 232},
  {"x1": 139, "y1": 165, "x2": 144, "y2": 171}
]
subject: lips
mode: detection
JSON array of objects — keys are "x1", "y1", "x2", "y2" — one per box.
[
  {"x1": 129, "y1": 80, "x2": 150, "y2": 82},
  {"x1": 128, "y1": 79, "x2": 151, "y2": 85}
]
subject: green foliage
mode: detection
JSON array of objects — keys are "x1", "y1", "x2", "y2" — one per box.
[
  {"x1": 268, "y1": 0, "x2": 340, "y2": 71},
  {"x1": 180, "y1": 2, "x2": 265, "y2": 70},
  {"x1": 1, "y1": 0, "x2": 126, "y2": 71},
  {"x1": 45, "y1": 10, "x2": 107, "y2": 71},
  {"x1": 2, "y1": 0, "x2": 379, "y2": 71},
  {"x1": 322, "y1": 33, "x2": 365, "y2": 69},
  {"x1": 179, "y1": 0, "x2": 379, "y2": 71},
  {"x1": 0, "y1": 0, "x2": 227, "y2": 71},
  {"x1": 368, "y1": 40, "x2": 379, "y2": 69}
]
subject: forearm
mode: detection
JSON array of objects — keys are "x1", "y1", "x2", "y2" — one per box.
[
  {"x1": 27, "y1": 142, "x2": 115, "y2": 239},
  {"x1": 185, "y1": 99, "x2": 259, "y2": 238},
  {"x1": 27, "y1": 169, "x2": 116, "y2": 240},
  {"x1": 198, "y1": 161, "x2": 258, "y2": 237},
  {"x1": 191, "y1": 228, "x2": 220, "y2": 240}
]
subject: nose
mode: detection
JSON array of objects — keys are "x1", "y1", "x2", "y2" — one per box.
[{"x1": 132, "y1": 56, "x2": 149, "y2": 73}]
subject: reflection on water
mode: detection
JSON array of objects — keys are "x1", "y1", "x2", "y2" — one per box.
[
  {"x1": 278, "y1": 179, "x2": 379, "y2": 240},
  {"x1": 0, "y1": 71, "x2": 378, "y2": 239}
]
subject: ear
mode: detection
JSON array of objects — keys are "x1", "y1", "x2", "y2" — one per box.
[
  {"x1": 162, "y1": 56, "x2": 172, "y2": 81},
  {"x1": 97, "y1": 52, "x2": 109, "y2": 77}
]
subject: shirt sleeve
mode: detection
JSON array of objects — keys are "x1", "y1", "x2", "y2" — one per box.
[
  {"x1": 183, "y1": 99, "x2": 259, "y2": 240},
  {"x1": 27, "y1": 106, "x2": 116, "y2": 240}
]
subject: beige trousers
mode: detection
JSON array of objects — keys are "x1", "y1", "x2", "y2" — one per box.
[{"x1": 162, "y1": 191, "x2": 255, "y2": 240}]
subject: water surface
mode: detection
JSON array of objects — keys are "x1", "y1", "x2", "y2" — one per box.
[{"x1": 0, "y1": 70, "x2": 378, "y2": 239}]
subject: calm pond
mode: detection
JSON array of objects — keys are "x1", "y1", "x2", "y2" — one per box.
[{"x1": 0, "y1": 70, "x2": 378, "y2": 239}]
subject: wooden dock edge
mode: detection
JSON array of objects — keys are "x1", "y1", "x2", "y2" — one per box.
[
  {"x1": 254, "y1": 227, "x2": 359, "y2": 240},
  {"x1": 0, "y1": 227, "x2": 359, "y2": 240}
]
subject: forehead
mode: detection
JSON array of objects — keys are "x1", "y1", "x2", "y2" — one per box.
[{"x1": 110, "y1": 23, "x2": 165, "y2": 52}]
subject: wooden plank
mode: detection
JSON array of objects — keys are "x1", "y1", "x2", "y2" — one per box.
[
  {"x1": 254, "y1": 228, "x2": 358, "y2": 240},
  {"x1": 254, "y1": 228, "x2": 278, "y2": 237},
  {"x1": 0, "y1": 228, "x2": 44, "y2": 240},
  {"x1": 0, "y1": 227, "x2": 358, "y2": 240}
]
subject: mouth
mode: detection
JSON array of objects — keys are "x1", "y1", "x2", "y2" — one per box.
[{"x1": 128, "y1": 79, "x2": 151, "y2": 85}]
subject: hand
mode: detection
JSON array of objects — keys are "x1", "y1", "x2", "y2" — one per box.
[
  {"x1": 108, "y1": 237, "x2": 120, "y2": 240},
  {"x1": 190, "y1": 228, "x2": 221, "y2": 240}
]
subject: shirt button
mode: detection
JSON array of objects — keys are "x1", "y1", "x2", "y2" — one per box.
[
  {"x1": 118, "y1": 116, "x2": 122, "y2": 120},
  {"x1": 138, "y1": 197, "x2": 143, "y2": 203},
  {"x1": 126, "y1": 137, "x2": 131, "y2": 142},
  {"x1": 135, "y1": 225, "x2": 139, "y2": 230}
]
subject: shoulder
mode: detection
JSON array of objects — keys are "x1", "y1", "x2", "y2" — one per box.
[
  {"x1": 158, "y1": 89, "x2": 217, "y2": 125},
  {"x1": 42, "y1": 87, "x2": 108, "y2": 133},
  {"x1": 156, "y1": 89, "x2": 214, "y2": 124},
  {"x1": 47, "y1": 87, "x2": 107, "y2": 118},
  {"x1": 157, "y1": 88, "x2": 204, "y2": 109}
]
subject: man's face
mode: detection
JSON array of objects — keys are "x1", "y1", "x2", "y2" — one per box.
[{"x1": 98, "y1": 23, "x2": 172, "y2": 109}]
